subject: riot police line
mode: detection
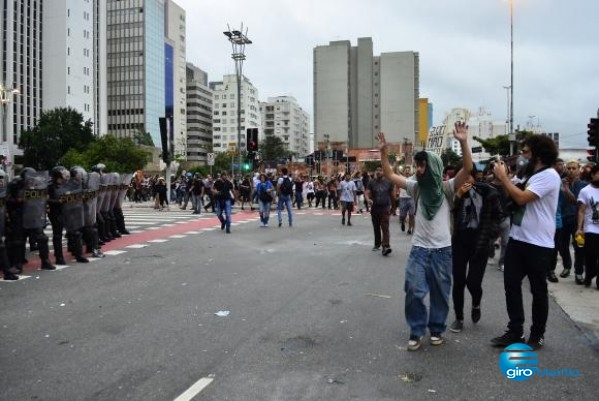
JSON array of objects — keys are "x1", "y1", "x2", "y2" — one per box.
[{"x1": 1, "y1": 164, "x2": 133, "y2": 281}]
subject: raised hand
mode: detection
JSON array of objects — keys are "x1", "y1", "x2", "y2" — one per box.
[
  {"x1": 376, "y1": 132, "x2": 388, "y2": 152},
  {"x1": 453, "y1": 121, "x2": 469, "y2": 142}
]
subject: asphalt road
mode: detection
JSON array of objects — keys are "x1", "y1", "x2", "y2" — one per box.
[{"x1": 1, "y1": 208, "x2": 597, "y2": 401}]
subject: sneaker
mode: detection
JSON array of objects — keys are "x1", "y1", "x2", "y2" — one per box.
[
  {"x1": 430, "y1": 333, "x2": 444, "y2": 346},
  {"x1": 75, "y1": 255, "x2": 89, "y2": 263},
  {"x1": 471, "y1": 306, "x2": 481, "y2": 323},
  {"x1": 449, "y1": 320, "x2": 463, "y2": 333},
  {"x1": 407, "y1": 335, "x2": 423, "y2": 351},
  {"x1": 491, "y1": 331, "x2": 525, "y2": 347},
  {"x1": 41, "y1": 262, "x2": 56, "y2": 271},
  {"x1": 221, "y1": 222, "x2": 226, "y2": 230},
  {"x1": 3, "y1": 272, "x2": 19, "y2": 280},
  {"x1": 372, "y1": 246, "x2": 380, "y2": 251},
  {"x1": 400, "y1": 220, "x2": 405, "y2": 232},
  {"x1": 55, "y1": 258, "x2": 66, "y2": 266},
  {"x1": 341, "y1": 217, "x2": 345, "y2": 225},
  {"x1": 527, "y1": 334, "x2": 544, "y2": 350},
  {"x1": 575, "y1": 275, "x2": 584, "y2": 285},
  {"x1": 347, "y1": 221, "x2": 352, "y2": 226},
  {"x1": 382, "y1": 247, "x2": 392, "y2": 256},
  {"x1": 498, "y1": 263, "x2": 504, "y2": 272},
  {"x1": 547, "y1": 272, "x2": 558, "y2": 283},
  {"x1": 407, "y1": 228, "x2": 413, "y2": 235},
  {"x1": 278, "y1": 221, "x2": 282, "y2": 227},
  {"x1": 559, "y1": 268, "x2": 571, "y2": 278}
]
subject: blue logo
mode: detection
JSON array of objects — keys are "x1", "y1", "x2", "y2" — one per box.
[{"x1": 499, "y1": 343, "x2": 538, "y2": 381}]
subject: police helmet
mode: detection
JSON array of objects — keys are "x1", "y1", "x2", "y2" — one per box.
[
  {"x1": 70, "y1": 166, "x2": 88, "y2": 182},
  {"x1": 50, "y1": 166, "x2": 69, "y2": 181},
  {"x1": 92, "y1": 163, "x2": 106, "y2": 173},
  {"x1": 20, "y1": 167, "x2": 36, "y2": 179}
]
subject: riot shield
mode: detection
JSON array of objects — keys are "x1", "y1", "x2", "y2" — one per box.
[
  {"x1": 100, "y1": 173, "x2": 111, "y2": 213},
  {"x1": 22, "y1": 171, "x2": 49, "y2": 230},
  {"x1": 59, "y1": 179, "x2": 84, "y2": 232},
  {"x1": 117, "y1": 173, "x2": 133, "y2": 208},
  {"x1": 109, "y1": 172, "x2": 120, "y2": 210},
  {"x1": 84, "y1": 172, "x2": 101, "y2": 226},
  {"x1": 0, "y1": 178, "x2": 6, "y2": 238}
]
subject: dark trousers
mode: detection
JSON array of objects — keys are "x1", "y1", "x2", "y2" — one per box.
[
  {"x1": 550, "y1": 227, "x2": 564, "y2": 273},
  {"x1": 583, "y1": 233, "x2": 599, "y2": 286},
  {"x1": 452, "y1": 229, "x2": 489, "y2": 320},
  {"x1": 370, "y1": 207, "x2": 390, "y2": 248},
  {"x1": 560, "y1": 220, "x2": 584, "y2": 274},
  {"x1": 48, "y1": 212, "x2": 64, "y2": 261},
  {"x1": 504, "y1": 239, "x2": 552, "y2": 337}
]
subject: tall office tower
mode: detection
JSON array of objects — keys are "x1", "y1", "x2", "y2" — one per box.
[
  {"x1": 186, "y1": 63, "x2": 213, "y2": 164},
  {"x1": 165, "y1": 0, "x2": 186, "y2": 159},
  {"x1": 106, "y1": 0, "x2": 166, "y2": 147},
  {"x1": 93, "y1": 0, "x2": 108, "y2": 136},
  {"x1": 0, "y1": 0, "x2": 43, "y2": 172},
  {"x1": 43, "y1": 0, "x2": 95, "y2": 123},
  {"x1": 314, "y1": 38, "x2": 419, "y2": 150},
  {"x1": 260, "y1": 96, "x2": 311, "y2": 157},
  {"x1": 209, "y1": 74, "x2": 261, "y2": 153}
]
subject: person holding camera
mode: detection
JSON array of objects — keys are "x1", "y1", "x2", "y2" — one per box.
[{"x1": 490, "y1": 135, "x2": 561, "y2": 350}]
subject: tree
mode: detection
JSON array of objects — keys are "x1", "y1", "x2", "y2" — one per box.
[
  {"x1": 19, "y1": 107, "x2": 95, "y2": 170},
  {"x1": 259, "y1": 135, "x2": 292, "y2": 162},
  {"x1": 441, "y1": 148, "x2": 462, "y2": 167},
  {"x1": 59, "y1": 135, "x2": 151, "y2": 172},
  {"x1": 132, "y1": 127, "x2": 155, "y2": 146},
  {"x1": 472, "y1": 130, "x2": 534, "y2": 157}
]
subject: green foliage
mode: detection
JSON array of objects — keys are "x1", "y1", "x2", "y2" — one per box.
[
  {"x1": 59, "y1": 135, "x2": 151, "y2": 172},
  {"x1": 441, "y1": 148, "x2": 462, "y2": 167},
  {"x1": 472, "y1": 130, "x2": 534, "y2": 156},
  {"x1": 260, "y1": 135, "x2": 292, "y2": 162},
  {"x1": 19, "y1": 107, "x2": 95, "y2": 170},
  {"x1": 363, "y1": 161, "x2": 382, "y2": 172},
  {"x1": 132, "y1": 128, "x2": 155, "y2": 146}
]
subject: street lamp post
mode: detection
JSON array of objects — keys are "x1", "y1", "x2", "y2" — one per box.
[
  {"x1": 224, "y1": 24, "x2": 252, "y2": 177},
  {"x1": 508, "y1": 0, "x2": 515, "y2": 156},
  {"x1": 0, "y1": 84, "x2": 20, "y2": 174}
]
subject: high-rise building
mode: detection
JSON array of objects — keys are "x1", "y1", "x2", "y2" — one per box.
[
  {"x1": 418, "y1": 98, "x2": 432, "y2": 148},
  {"x1": 93, "y1": 0, "x2": 108, "y2": 136},
  {"x1": 209, "y1": 74, "x2": 260, "y2": 153},
  {"x1": 186, "y1": 63, "x2": 213, "y2": 164},
  {"x1": 165, "y1": 0, "x2": 186, "y2": 159},
  {"x1": 260, "y1": 96, "x2": 310, "y2": 157},
  {"x1": 313, "y1": 38, "x2": 419, "y2": 150},
  {"x1": 106, "y1": 0, "x2": 166, "y2": 147},
  {"x1": 0, "y1": 0, "x2": 43, "y2": 170},
  {"x1": 43, "y1": 0, "x2": 96, "y2": 123}
]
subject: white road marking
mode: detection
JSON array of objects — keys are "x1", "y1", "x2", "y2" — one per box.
[
  {"x1": 125, "y1": 244, "x2": 148, "y2": 249},
  {"x1": 1, "y1": 275, "x2": 31, "y2": 282},
  {"x1": 173, "y1": 375, "x2": 214, "y2": 401},
  {"x1": 147, "y1": 239, "x2": 169, "y2": 243},
  {"x1": 102, "y1": 250, "x2": 128, "y2": 256},
  {"x1": 184, "y1": 231, "x2": 202, "y2": 235},
  {"x1": 168, "y1": 235, "x2": 187, "y2": 239}
]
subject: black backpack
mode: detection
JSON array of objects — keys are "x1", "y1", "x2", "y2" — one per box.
[{"x1": 280, "y1": 177, "x2": 293, "y2": 196}]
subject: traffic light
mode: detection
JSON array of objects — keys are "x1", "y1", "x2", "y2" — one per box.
[
  {"x1": 588, "y1": 118, "x2": 599, "y2": 148},
  {"x1": 246, "y1": 127, "x2": 258, "y2": 151},
  {"x1": 587, "y1": 149, "x2": 598, "y2": 163}
]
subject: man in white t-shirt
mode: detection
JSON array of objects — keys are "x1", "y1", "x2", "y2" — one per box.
[
  {"x1": 491, "y1": 135, "x2": 561, "y2": 350},
  {"x1": 378, "y1": 122, "x2": 473, "y2": 351},
  {"x1": 576, "y1": 164, "x2": 599, "y2": 288}
]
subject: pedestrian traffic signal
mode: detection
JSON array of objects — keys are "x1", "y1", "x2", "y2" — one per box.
[
  {"x1": 587, "y1": 149, "x2": 598, "y2": 163},
  {"x1": 246, "y1": 127, "x2": 258, "y2": 151},
  {"x1": 588, "y1": 118, "x2": 599, "y2": 148}
]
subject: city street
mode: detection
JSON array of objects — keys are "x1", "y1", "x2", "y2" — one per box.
[{"x1": 1, "y1": 206, "x2": 598, "y2": 401}]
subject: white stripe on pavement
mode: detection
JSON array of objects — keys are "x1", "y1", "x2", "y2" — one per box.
[{"x1": 173, "y1": 375, "x2": 214, "y2": 401}]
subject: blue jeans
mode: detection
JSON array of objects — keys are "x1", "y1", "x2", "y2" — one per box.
[
  {"x1": 215, "y1": 199, "x2": 232, "y2": 231},
  {"x1": 404, "y1": 246, "x2": 453, "y2": 337},
  {"x1": 277, "y1": 194, "x2": 293, "y2": 225},
  {"x1": 191, "y1": 193, "x2": 202, "y2": 213},
  {"x1": 259, "y1": 200, "x2": 272, "y2": 224}
]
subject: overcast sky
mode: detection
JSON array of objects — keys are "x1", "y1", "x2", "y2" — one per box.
[{"x1": 175, "y1": 0, "x2": 599, "y2": 148}]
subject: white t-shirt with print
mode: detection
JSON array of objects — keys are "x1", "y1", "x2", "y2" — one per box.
[
  {"x1": 406, "y1": 178, "x2": 455, "y2": 248},
  {"x1": 509, "y1": 168, "x2": 560, "y2": 248},
  {"x1": 339, "y1": 180, "x2": 356, "y2": 202},
  {"x1": 577, "y1": 184, "x2": 599, "y2": 234}
]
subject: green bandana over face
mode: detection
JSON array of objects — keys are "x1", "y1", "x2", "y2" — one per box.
[{"x1": 416, "y1": 151, "x2": 444, "y2": 220}]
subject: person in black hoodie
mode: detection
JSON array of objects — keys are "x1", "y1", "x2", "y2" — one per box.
[{"x1": 449, "y1": 164, "x2": 503, "y2": 333}]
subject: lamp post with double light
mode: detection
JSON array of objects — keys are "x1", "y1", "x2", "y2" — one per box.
[
  {"x1": 0, "y1": 84, "x2": 20, "y2": 175},
  {"x1": 223, "y1": 24, "x2": 252, "y2": 177}
]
